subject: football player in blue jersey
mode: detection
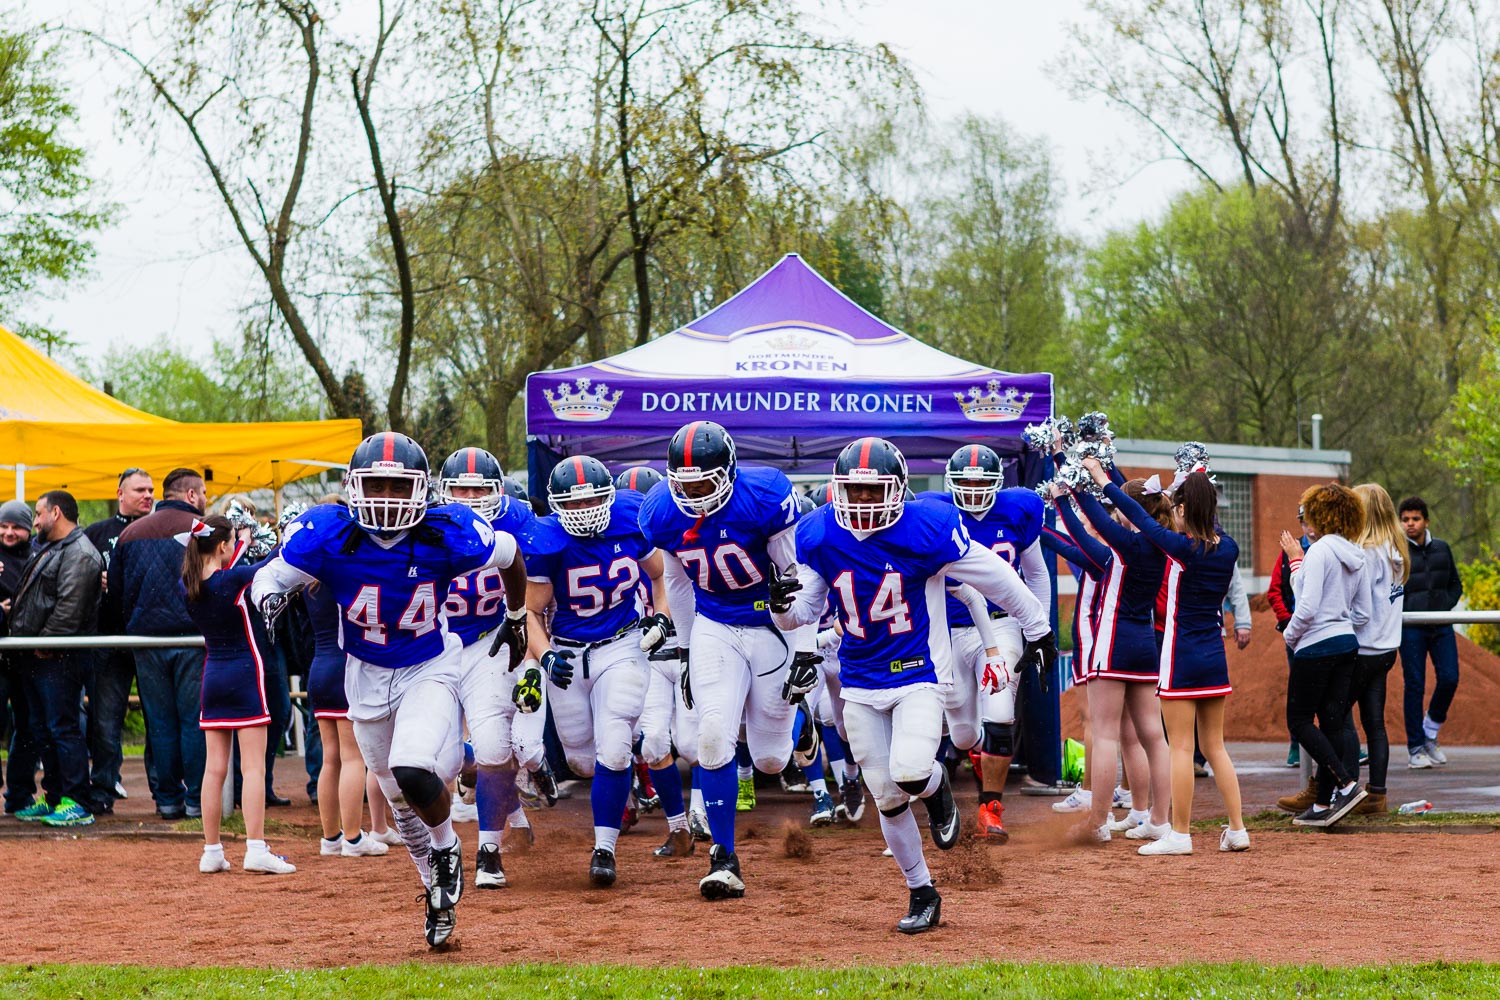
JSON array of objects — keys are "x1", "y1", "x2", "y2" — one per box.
[
  {"x1": 435, "y1": 446, "x2": 557, "y2": 891},
  {"x1": 250, "y1": 433, "x2": 530, "y2": 949},
  {"x1": 925, "y1": 444, "x2": 1053, "y2": 842},
  {"x1": 638, "y1": 420, "x2": 816, "y2": 901},
  {"x1": 524, "y1": 455, "x2": 666, "y2": 887},
  {"x1": 772, "y1": 437, "x2": 1054, "y2": 934}
]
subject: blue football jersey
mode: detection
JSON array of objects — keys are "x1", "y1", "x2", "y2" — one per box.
[
  {"x1": 280, "y1": 503, "x2": 498, "y2": 669},
  {"x1": 638, "y1": 465, "x2": 800, "y2": 628},
  {"x1": 797, "y1": 498, "x2": 970, "y2": 691},
  {"x1": 446, "y1": 497, "x2": 536, "y2": 649},
  {"x1": 527, "y1": 489, "x2": 654, "y2": 643},
  {"x1": 921, "y1": 488, "x2": 1044, "y2": 628}
]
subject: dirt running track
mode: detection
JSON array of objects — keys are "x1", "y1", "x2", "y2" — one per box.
[{"x1": 7, "y1": 783, "x2": 1499, "y2": 969}]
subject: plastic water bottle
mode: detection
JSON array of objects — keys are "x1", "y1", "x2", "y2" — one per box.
[{"x1": 1397, "y1": 799, "x2": 1433, "y2": 815}]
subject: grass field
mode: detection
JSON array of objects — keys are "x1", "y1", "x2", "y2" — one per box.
[{"x1": 6, "y1": 962, "x2": 1498, "y2": 999}]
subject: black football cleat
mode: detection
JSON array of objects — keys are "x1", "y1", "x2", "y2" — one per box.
[
  {"x1": 896, "y1": 884, "x2": 942, "y2": 935},
  {"x1": 698, "y1": 844, "x2": 745, "y2": 900},
  {"x1": 925, "y1": 769, "x2": 961, "y2": 850},
  {"x1": 589, "y1": 847, "x2": 618, "y2": 887}
]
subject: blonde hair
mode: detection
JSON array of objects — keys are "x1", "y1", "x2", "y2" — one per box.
[
  {"x1": 214, "y1": 494, "x2": 257, "y2": 516},
  {"x1": 1354, "y1": 483, "x2": 1409, "y2": 585}
]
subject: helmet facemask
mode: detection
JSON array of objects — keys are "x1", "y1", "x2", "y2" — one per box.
[
  {"x1": 551, "y1": 481, "x2": 615, "y2": 537},
  {"x1": 667, "y1": 465, "x2": 734, "y2": 518},
  {"x1": 945, "y1": 466, "x2": 1003, "y2": 517},
  {"x1": 437, "y1": 473, "x2": 505, "y2": 520},
  {"x1": 833, "y1": 468, "x2": 905, "y2": 534},
  {"x1": 347, "y1": 465, "x2": 428, "y2": 533}
]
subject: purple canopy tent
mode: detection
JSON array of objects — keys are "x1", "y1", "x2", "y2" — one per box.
[
  {"x1": 525, "y1": 254, "x2": 1053, "y2": 481},
  {"x1": 525, "y1": 254, "x2": 1064, "y2": 786}
]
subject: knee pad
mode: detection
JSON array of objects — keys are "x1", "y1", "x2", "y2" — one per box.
[
  {"x1": 597, "y1": 744, "x2": 634, "y2": 773},
  {"x1": 981, "y1": 721, "x2": 1015, "y2": 758},
  {"x1": 878, "y1": 800, "x2": 910, "y2": 819},
  {"x1": 895, "y1": 776, "x2": 932, "y2": 798},
  {"x1": 390, "y1": 765, "x2": 447, "y2": 811},
  {"x1": 753, "y1": 752, "x2": 788, "y2": 775},
  {"x1": 565, "y1": 751, "x2": 597, "y2": 778}
]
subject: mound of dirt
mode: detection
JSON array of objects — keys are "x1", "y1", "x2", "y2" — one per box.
[
  {"x1": 782, "y1": 822, "x2": 814, "y2": 860},
  {"x1": 1058, "y1": 608, "x2": 1500, "y2": 745}
]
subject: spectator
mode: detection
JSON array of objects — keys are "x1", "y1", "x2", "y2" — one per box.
[
  {"x1": 1, "y1": 499, "x2": 40, "y2": 815},
  {"x1": 112, "y1": 467, "x2": 207, "y2": 820},
  {"x1": 7, "y1": 491, "x2": 104, "y2": 827},
  {"x1": 1282, "y1": 484, "x2": 1370, "y2": 828},
  {"x1": 1398, "y1": 496, "x2": 1463, "y2": 769},
  {"x1": 1349, "y1": 484, "x2": 1407, "y2": 815},
  {"x1": 1271, "y1": 507, "x2": 1316, "y2": 808},
  {"x1": 82, "y1": 468, "x2": 156, "y2": 813}
]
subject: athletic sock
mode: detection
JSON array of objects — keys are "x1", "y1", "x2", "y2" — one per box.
[
  {"x1": 320, "y1": 836, "x2": 341, "y2": 851},
  {"x1": 830, "y1": 759, "x2": 847, "y2": 784},
  {"x1": 478, "y1": 828, "x2": 502, "y2": 850},
  {"x1": 652, "y1": 764, "x2": 685, "y2": 819},
  {"x1": 978, "y1": 790, "x2": 1002, "y2": 806},
  {"x1": 428, "y1": 817, "x2": 457, "y2": 852},
  {"x1": 802, "y1": 750, "x2": 826, "y2": 786},
  {"x1": 507, "y1": 805, "x2": 529, "y2": 829},
  {"x1": 476, "y1": 765, "x2": 518, "y2": 839},
  {"x1": 878, "y1": 807, "x2": 932, "y2": 889},
  {"x1": 203, "y1": 842, "x2": 224, "y2": 855},
  {"x1": 735, "y1": 742, "x2": 753, "y2": 769},
  {"x1": 737, "y1": 765, "x2": 754, "y2": 782},
  {"x1": 821, "y1": 723, "x2": 846, "y2": 762},
  {"x1": 700, "y1": 762, "x2": 738, "y2": 854},
  {"x1": 690, "y1": 774, "x2": 706, "y2": 816},
  {"x1": 808, "y1": 777, "x2": 829, "y2": 796},
  {"x1": 594, "y1": 825, "x2": 621, "y2": 853},
  {"x1": 344, "y1": 832, "x2": 362, "y2": 847},
  {"x1": 666, "y1": 812, "x2": 689, "y2": 833},
  {"x1": 591, "y1": 762, "x2": 633, "y2": 837},
  {"x1": 246, "y1": 839, "x2": 268, "y2": 855}
]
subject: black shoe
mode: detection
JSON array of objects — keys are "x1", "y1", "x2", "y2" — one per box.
[
  {"x1": 266, "y1": 792, "x2": 292, "y2": 807},
  {"x1": 698, "y1": 844, "x2": 745, "y2": 900},
  {"x1": 589, "y1": 848, "x2": 618, "y2": 887},
  {"x1": 792, "y1": 705, "x2": 822, "y2": 769},
  {"x1": 688, "y1": 810, "x2": 712, "y2": 842},
  {"x1": 420, "y1": 891, "x2": 456, "y2": 948},
  {"x1": 429, "y1": 840, "x2": 464, "y2": 911},
  {"x1": 925, "y1": 769, "x2": 961, "y2": 850},
  {"x1": 654, "y1": 828, "x2": 695, "y2": 858},
  {"x1": 840, "y1": 775, "x2": 866, "y2": 824},
  {"x1": 1322, "y1": 784, "x2": 1368, "y2": 827},
  {"x1": 531, "y1": 761, "x2": 559, "y2": 807},
  {"x1": 1291, "y1": 804, "x2": 1330, "y2": 827},
  {"x1": 475, "y1": 843, "x2": 506, "y2": 889},
  {"x1": 897, "y1": 884, "x2": 942, "y2": 934},
  {"x1": 157, "y1": 806, "x2": 186, "y2": 821}
]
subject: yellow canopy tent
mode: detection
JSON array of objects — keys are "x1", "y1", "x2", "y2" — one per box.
[{"x1": 0, "y1": 323, "x2": 364, "y2": 501}]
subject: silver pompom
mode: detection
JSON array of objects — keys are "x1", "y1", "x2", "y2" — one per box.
[
  {"x1": 1175, "y1": 441, "x2": 1212, "y2": 473},
  {"x1": 278, "y1": 502, "x2": 308, "y2": 531},
  {"x1": 1077, "y1": 411, "x2": 1111, "y2": 442},
  {"x1": 1021, "y1": 420, "x2": 1055, "y2": 454},
  {"x1": 1055, "y1": 416, "x2": 1077, "y2": 449}
]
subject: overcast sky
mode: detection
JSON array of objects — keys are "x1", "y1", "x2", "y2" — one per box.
[{"x1": 34, "y1": 0, "x2": 1192, "y2": 364}]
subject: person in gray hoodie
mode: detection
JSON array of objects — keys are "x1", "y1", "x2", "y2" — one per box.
[
  {"x1": 1346, "y1": 484, "x2": 1407, "y2": 815},
  {"x1": 1282, "y1": 483, "x2": 1371, "y2": 828}
]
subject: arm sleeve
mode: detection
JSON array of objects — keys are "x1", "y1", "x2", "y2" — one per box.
[
  {"x1": 1102, "y1": 483, "x2": 1196, "y2": 562},
  {"x1": 947, "y1": 583, "x2": 998, "y2": 648},
  {"x1": 660, "y1": 550, "x2": 697, "y2": 649},
  {"x1": 1018, "y1": 538, "x2": 1052, "y2": 617},
  {"x1": 1052, "y1": 501, "x2": 1112, "y2": 574},
  {"x1": 1267, "y1": 557, "x2": 1291, "y2": 623},
  {"x1": 768, "y1": 525, "x2": 817, "y2": 651},
  {"x1": 1108, "y1": 464, "x2": 1128, "y2": 487},
  {"x1": 1227, "y1": 564, "x2": 1251, "y2": 628},
  {"x1": 1282, "y1": 547, "x2": 1324, "y2": 647},
  {"x1": 944, "y1": 543, "x2": 1049, "y2": 641},
  {"x1": 250, "y1": 555, "x2": 319, "y2": 608},
  {"x1": 481, "y1": 532, "x2": 518, "y2": 572},
  {"x1": 1073, "y1": 489, "x2": 1138, "y2": 557},
  {"x1": 770, "y1": 563, "x2": 829, "y2": 632}
]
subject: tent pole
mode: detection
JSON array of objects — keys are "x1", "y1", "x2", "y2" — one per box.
[
  {"x1": 272, "y1": 460, "x2": 283, "y2": 521},
  {"x1": 15, "y1": 463, "x2": 23, "y2": 502}
]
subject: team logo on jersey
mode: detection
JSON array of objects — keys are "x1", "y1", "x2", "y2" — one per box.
[
  {"x1": 954, "y1": 379, "x2": 1033, "y2": 422},
  {"x1": 889, "y1": 657, "x2": 925, "y2": 673},
  {"x1": 407, "y1": 566, "x2": 418, "y2": 578},
  {"x1": 542, "y1": 377, "x2": 623, "y2": 423},
  {"x1": 613, "y1": 543, "x2": 622, "y2": 553}
]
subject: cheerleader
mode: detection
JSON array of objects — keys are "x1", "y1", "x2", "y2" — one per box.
[
  {"x1": 183, "y1": 516, "x2": 296, "y2": 875},
  {"x1": 1066, "y1": 479, "x2": 1173, "y2": 845},
  {"x1": 1084, "y1": 460, "x2": 1249, "y2": 854}
]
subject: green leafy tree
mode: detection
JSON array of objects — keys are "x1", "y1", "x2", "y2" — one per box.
[{"x1": 0, "y1": 28, "x2": 109, "y2": 348}]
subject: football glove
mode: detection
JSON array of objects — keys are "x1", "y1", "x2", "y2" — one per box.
[
  {"x1": 512, "y1": 660, "x2": 544, "y2": 713},
  {"x1": 639, "y1": 612, "x2": 674, "y2": 654},
  {"x1": 488, "y1": 606, "x2": 528, "y2": 669},
  {"x1": 781, "y1": 650, "x2": 821, "y2": 703},
  {"x1": 767, "y1": 565, "x2": 803, "y2": 614},
  {"x1": 540, "y1": 648, "x2": 575, "y2": 690},
  {"x1": 1019, "y1": 631, "x2": 1057, "y2": 676},
  {"x1": 679, "y1": 649, "x2": 693, "y2": 710}
]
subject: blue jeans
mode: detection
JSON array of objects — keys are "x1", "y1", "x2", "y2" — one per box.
[
  {"x1": 86, "y1": 649, "x2": 135, "y2": 811},
  {"x1": 3, "y1": 659, "x2": 43, "y2": 811},
  {"x1": 21, "y1": 653, "x2": 93, "y2": 809},
  {"x1": 134, "y1": 647, "x2": 206, "y2": 812},
  {"x1": 1399, "y1": 625, "x2": 1460, "y2": 751}
]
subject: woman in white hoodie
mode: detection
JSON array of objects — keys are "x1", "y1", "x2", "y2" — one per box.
[
  {"x1": 1346, "y1": 484, "x2": 1407, "y2": 814},
  {"x1": 1283, "y1": 483, "x2": 1371, "y2": 827}
]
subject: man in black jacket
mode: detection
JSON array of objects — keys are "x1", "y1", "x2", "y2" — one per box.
[
  {"x1": 1, "y1": 499, "x2": 40, "y2": 815},
  {"x1": 1398, "y1": 496, "x2": 1464, "y2": 769},
  {"x1": 8, "y1": 491, "x2": 103, "y2": 826},
  {"x1": 82, "y1": 468, "x2": 156, "y2": 813},
  {"x1": 111, "y1": 468, "x2": 206, "y2": 820}
]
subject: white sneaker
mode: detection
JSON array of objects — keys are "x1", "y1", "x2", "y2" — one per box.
[
  {"x1": 342, "y1": 831, "x2": 390, "y2": 856},
  {"x1": 115, "y1": 781, "x2": 129, "y2": 800},
  {"x1": 200, "y1": 850, "x2": 230, "y2": 873},
  {"x1": 1424, "y1": 740, "x2": 1448, "y2": 765},
  {"x1": 1138, "y1": 830, "x2": 1193, "y2": 855},
  {"x1": 1408, "y1": 749, "x2": 1435, "y2": 769},
  {"x1": 1108, "y1": 809, "x2": 1150, "y2": 832},
  {"x1": 450, "y1": 793, "x2": 479, "y2": 824},
  {"x1": 320, "y1": 836, "x2": 344, "y2": 856},
  {"x1": 881, "y1": 847, "x2": 893, "y2": 857},
  {"x1": 1113, "y1": 786, "x2": 1132, "y2": 810},
  {"x1": 372, "y1": 828, "x2": 404, "y2": 847},
  {"x1": 1219, "y1": 826, "x2": 1251, "y2": 852},
  {"x1": 1051, "y1": 789, "x2": 1092, "y2": 813},
  {"x1": 1126, "y1": 820, "x2": 1172, "y2": 841},
  {"x1": 244, "y1": 851, "x2": 297, "y2": 875},
  {"x1": 1087, "y1": 822, "x2": 1111, "y2": 843}
]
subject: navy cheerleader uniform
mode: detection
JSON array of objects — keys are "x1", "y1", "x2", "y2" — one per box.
[
  {"x1": 1072, "y1": 489, "x2": 1166, "y2": 683},
  {"x1": 1043, "y1": 502, "x2": 1111, "y2": 688},
  {"x1": 304, "y1": 584, "x2": 348, "y2": 720},
  {"x1": 186, "y1": 551, "x2": 272, "y2": 730},
  {"x1": 1105, "y1": 483, "x2": 1238, "y2": 699}
]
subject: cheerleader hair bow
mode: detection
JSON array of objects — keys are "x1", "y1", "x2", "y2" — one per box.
[
  {"x1": 190, "y1": 520, "x2": 216, "y2": 538},
  {"x1": 1142, "y1": 471, "x2": 1189, "y2": 496}
]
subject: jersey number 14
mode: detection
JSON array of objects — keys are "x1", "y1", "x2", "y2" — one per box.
[{"x1": 831, "y1": 570, "x2": 913, "y2": 640}]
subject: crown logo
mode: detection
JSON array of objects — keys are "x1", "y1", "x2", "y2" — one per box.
[
  {"x1": 765, "y1": 332, "x2": 817, "y2": 352},
  {"x1": 955, "y1": 379, "x2": 1032, "y2": 422},
  {"x1": 543, "y1": 377, "x2": 623, "y2": 423}
]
